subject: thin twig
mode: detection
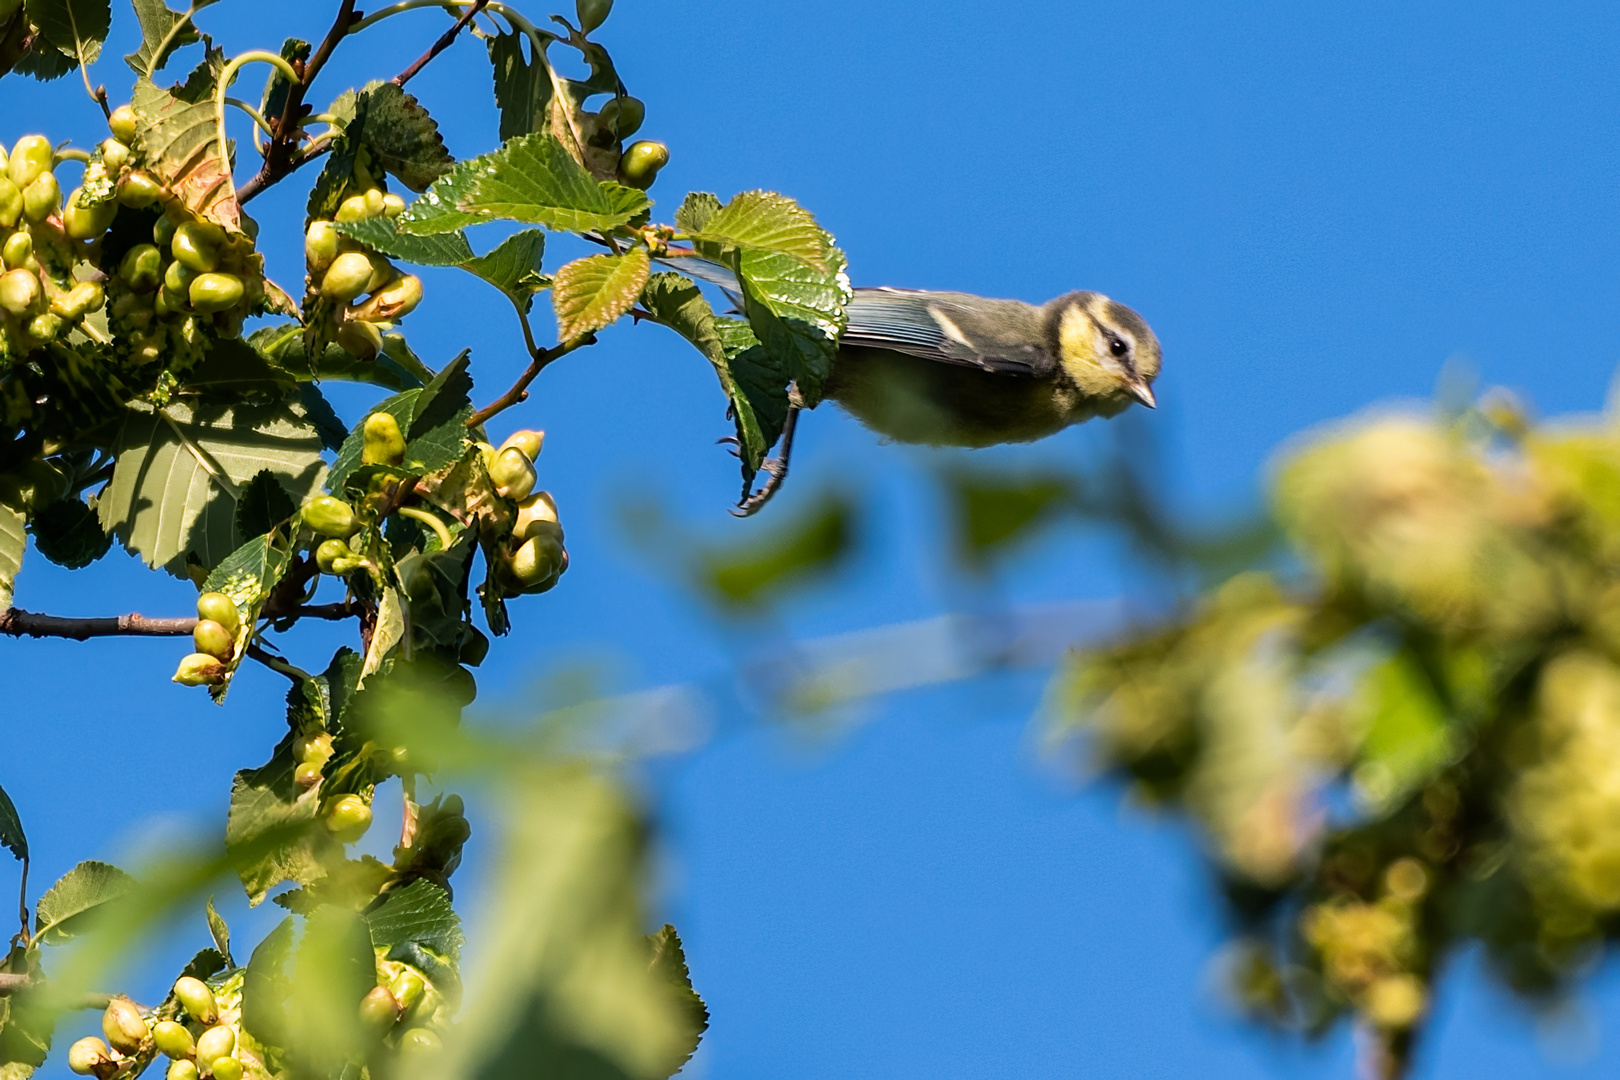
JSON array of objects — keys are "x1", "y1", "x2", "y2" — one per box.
[
  {"x1": 246, "y1": 644, "x2": 308, "y2": 684},
  {"x1": 392, "y1": 0, "x2": 488, "y2": 86},
  {"x1": 0, "y1": 609, "x2": 196, "y2": 640},
  {"x1": 291, "y1": 600, "x2": 361, "y2": 620},
  {"x1": 465, "y1": 332, "x2": 596, "y2": 429},
  {"x1": 0, "y1": 973, "x2": 116, "y2": 1009}
]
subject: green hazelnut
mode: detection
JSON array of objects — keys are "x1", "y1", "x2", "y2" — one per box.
[
  {"x1": 193, "y1": 1025, "x2": 233, "y2": 1065},
  {"x1": 382, "y1": 192, "x2": 406, "y2": 217},
  {"x1": 2, "y1": 231, "x2": 30, "y2": 269},
  {"x1": 118, "y1": 170, "x2": 164, "y2": 209},
  {"x1": 575, "y1": 0, "x2": 611, "y2": 33},
  {"x1": 99, "y1": 138, "x2": 131, "y2": 171},
  {"x1": 193, "y1": 618, "x2": 234, "y2": 660},
  {"x1": 363, "y1": 251, "x2": 397, "y2": 294},
  {"x1": 22, "y1": 172, "x2": 59, "y2": 222},
  {"x1": 335, "y1": 318, "x2": 383, "y2": 361},
  {"x1": 294, "y1": 730, "x2": 334, "y2": 765},
  {"x1": 51, "y1": 281, "x2": 105, "y2": 321},
  {"x1": 321, "y1": 251, "x2": 374, "y2": 302},
  {"x1": 499, "y1": 429, "x2": 544, "y2": 461},
  {"x1": 0, "y1": 178, "x2": 21, "y2": 227},
  {"x1": 512, "y1": 491, "x2": 561, "y2": 542},
  {"x1": 617, "y1": 140, "x2": 668, "y2": 190},
  {"x1": 109, "y1": 105, "x2": 138, "y2": 144},
  {"x1": 364, "y1": 188, "x2": 386, "y2": 218},
  {"x1": 164, "y1": 259, "x2": 195, "y2": 294},
  {"x1": 167, "y1": 1060, "x2": 201, "y2": 1080},
  {"x1": 388, "y1": 969, "x2": 425, "y2": 1012},
  {"x1": 173, "y1": 652, "x2": 226, "y2": 686},
  {"x1": 63, "y1": 188, "x2": 116, "y2": 239},
  {"x1": 152, "y1": 213, "x2": 179, "y2": 247},
  {"x1": 304, "y1": 219, "x2": 339, "y2": 271},
  {"x1": 102, "y1": 995, "x2": 148, "y2": 1055},
  {"x1": 295, "y1": 760, "x2": 323, "y2": 787},
  {"x1": 510, "y1": 534, "x2": 565, "y2": 589},
  {"x1": 120, "y1": 244, "x2": 164, "y2": 290},
  {"x1": 350, "y1": 273, "x2": 422, "y2": 321},
  {"x1": 314, "y1": 537, "x2": 352, "y2": 574},
  {"x1": 170, "y1": 220, "x2": 223, "y2": 272},
  {"x1": 397, "y1": 1027, "x2": 442, "y2": 1055},
  {"x1": 195, "y1": 592, "x2": 240, "y2": 634},
  {"x1": 489, "y1": 447, "x2": 536, "y2": 501},
  {"x1": 326, "y1": 794, "x2": 373, "y2": 843},
  {"x1": 357, "y1": 984, "x2": 400, "y2": 1033},
  {"x1": 173, "y1": 976, "x2": 218, "y2": 1024},
  {"x1": 0, "y1": 269, "x2": 39, "y2": 315},
  {"x1": 188, "y1": 272, "x2": 244, "y2": 314},
  {"x1": 7, "y1": 135, "x2": 53, "y2": 191},
  {"x1": 597, "y1": 95, "x2": 644, "y2": 140},
  {"x1": 152, "y1": 1020, "x2": 195, "y2": 1060},
  {"x1": 335, "y1": 193, "x2": 372, "y2": 223},
  {"x1": 67, "y1": 1036, "x2": 112, "y2": 1076},
  {"x1": 24, "y1": 312, "x2": 61, "y2": 342},
  {"x1": 208, "y1": 1056, "x2": 241, "y2": 1080},
  {"x1": 301, "y1": 495, "x2": 358, "y2": 538},
  {"x1": 361, "y1": 411, "x2": 406, "y2": 466}
]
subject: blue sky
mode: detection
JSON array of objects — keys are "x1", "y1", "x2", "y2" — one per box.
[{"x1": 7, "y1": 1, "x2": 1620, "y2": 1077}]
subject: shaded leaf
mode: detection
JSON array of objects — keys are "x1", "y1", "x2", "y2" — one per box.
[
  {"x1": 487, "y1": 29, "x2": 549, "y2": 142},
  {"x1": 10, "y1": 36, "x2": 76, "y2": 80},
  {"x1": 28, "y1": 498, "x2": 112, "y2": 570},
  {"x1": 334, "y1": 216, "x2": 474, "y2": 266},
  {"x1": 25, "y1": 0, "x2": 109, "y2": 66},
  {"x1": 33, "y1": 861, "x2": 135, "y2": 943},
  {"x1": 234, "y1": 469, "x2": 297, "y2": 540},
  {"x1": 250, "y1": 323, "x2": 424, "y2": 392},
  {"x1": 552, "y1": 248, "x2": 648, "y2": 340},
  {"x1": 0, "y1": 784, "x2": 25, "y2": 862},
  {"x1": 177, "y1": 946, "x2": 227, "y2": 983},
  {"x1": 187, "y1": 337, "x2": 299, "y2": 400},
  {"x1": 461, "y1": 229, "x2": 546, "y2": 313},
  {"x1": 241, "y1": 916, "x2": 293, "y2": 1046},
  {"x1": 226, "y1": 733, "x2": 338, "y2": 906},
  {"x1": 360, "y1": 81, "x2": 454, "y2": 192}
]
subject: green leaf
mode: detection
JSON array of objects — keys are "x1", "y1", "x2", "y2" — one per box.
[
  {"x1": 249, "y1": 323, "x2": 424, "y2": 392},
  {"x1": 647, "y1": 925, "x2": 708, "y2": 1075},
  {"x1": 939, "y1": 468, "x2": 1079, "y2": 568},
  {"x1": 226, "y1": 735, "x2": 339, "y2": 907},
  {"x1": 460, "y1": 229, "x2": 546, "y2": 313},
  {"x1": 552, "y1": 248, "x2": 649, "y2": 340},
  {"x1": 687, "y1": 191, "x2": 829, "y2": 273},
  {"x1": 242, "y1": 916, "x2": 293, "y2": 1046},
  {"x1": 234, "y1": 469, "x2": 297, "y2": 540},
  {"x1": 359, "y1": 81, "x2": 454, "y2": 192},
  {"x1": 28, "y1": 498, "x2": 112, "y2": 570},
  {"x1": 185, "y1": 338, "x2": 299, "y2": 400},
  {"x1": 0, "y1": 784, "x2": 25, "y2": 862},
  {"x1": 131, "y1": 72, "x2": 241, "y2": 229},
  {"x1": 258, "y1": 37, "x2": 309, "y2": 132},
  {"x1": 366, "y1": 879, "x2": 463, "y2": 963},
  {"x1": 674, "y1": 192, "x2": 721, "y2": 236},
  {"x1": 397, "y1": 134, "x2": 649, "y2": 236},
  {"x1": 24, "y1": 0, "x2": 109, "y2": 66},
  {"x1": 33, "y1": 861, "x2": 135, "y2": 943},
  {"x1": 639, "y1": 272, "x2": 789, "y2": 474},
  {"x1": 178, "y1": 946, "x2": 227, "y2": 983},
  {"x1": 328, "y1": 353, "x2": 471, "y2": 491},
  {"x1": 124, "y1": 0, "x2": 210, "y2": 76},
  {"x1": 487, "y1": 29, "x2": 550, "y2": 142},
  {"x1": 697, "y1": 492, "x2": 855, "y2": 607},
  {"x1": 205, "y1": 896, "x2": 232, "y2": 966},
  {"x1": 99, "y1": 400, "x2": 329, "y2": 575},
  {"x1": 0, "y1": 497, "x2": 23, "y2": 611},
  {"x1": 0, "y1": 942, "x2": 49, "y2": 1073},
  {"x1": 735, "y1": 243, "x2": 851, "y2": 407},
  {"x1": 333, "y1": 216, "x2": 474, "y2": 266}
]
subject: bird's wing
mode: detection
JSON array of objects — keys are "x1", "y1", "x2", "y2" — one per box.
[{"x1": 841, "y1": 288, "x2": 1050, "y2": 376}]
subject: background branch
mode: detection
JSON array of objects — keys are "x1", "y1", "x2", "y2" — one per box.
[{"x1": 0, "y1": 609, "x2": 195, "y2": 640}]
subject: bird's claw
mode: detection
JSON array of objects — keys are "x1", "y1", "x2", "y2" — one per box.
[{"x1": 731, "y1": 457, "x2": 788, "y2": 518}]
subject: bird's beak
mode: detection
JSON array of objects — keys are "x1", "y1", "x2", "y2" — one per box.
[{"x1": 1127, "y1": 379, "x2": 1157, "y2": 409}]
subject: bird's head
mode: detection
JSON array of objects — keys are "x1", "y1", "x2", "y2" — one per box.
[{"x1": 1049, "y1": 292, "x2": 1161, "y2": 409}]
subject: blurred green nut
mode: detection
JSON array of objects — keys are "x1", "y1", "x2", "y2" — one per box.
[
  {"x1": 67, "y1": 1036, "x2": 112, "y2": 1076},
  {"x1": 102, "y1": 996, "x2": 148, "y2": 1054},
  {"x1": 295, "y1": 761, "x2": 323, "y2": 787},
  {"x1": 193, "y1": 1026, "x2": 233, "y2": 1066},
  {"x1": 499, "y1": 429, "x2": 544, "y2": 461},
  {"x1": 108, "y1": 105, "x2": 138, "y2": 144},
  {"x1": 489, "y1": 447, "x2": 536, "y2": 501},
  {"x1": 357, "y1": 984, "x2": 400, "y2": 1032},
  {"x1": 326, "y1": 794, "x2": 373, "y2": 843},
  {"x1": 361, "y1": 411, "x2": 406, "y2": 466},
  {"x1": 321, "y1": 251, "x2": 374, "y2": 302},
  {"x1": 120, "y1": 243, "x2": 163, "y2": 290},
  {"x1": 336, "y1": 317, "x2": 383, "y2": 361},
  {"x1": 192, "y1": 618, "x2": 234, "y2": 660},
  {"x1": 397, "y1": 1027, "x2": 442, "y2": 1055},
  {"x1": 388, "y1": 968, "x2": 426, "y2": 1012},
  {"x1": 118, "y1": 170, "x2": 164, "y2": 209},
  {"x1": 189, "y1": 272, "x2": 244, "y2": 314},
  {"x1": 617, "y1": 140, "x2": 668, "y2": 190},
  {"x1": 22, "y1": 172, "x2": 59, "y2": 222},
  {"x1": 0, "y1": 177, "x2": 21, "y2": 227},
  {"x1": 152, "y1": 1020, "x2": 195, "y2": 1060},
  {"x1": 575, "y1": 0, "x2": 611, "y2": 32},
  {"x1": 173, "y1": 652, "x2": 226, "y2": 686},
  {"x1": 597, "y1": 95, "x2": 644, "y2": 139},
  {"x1": 302, "y1": 495, "x2": 358, "y2": 537},
  {"x1": 63, "y1": 188, "x2": 116, "y2": 239},
  {"x1": 0, "y1": 269, "x2": 40, "y2": 315},
  {"x1": 51, "y1": 281, "x2": 105, "y2": 321},
  {"x1": 99, "y1": 138, "x2": 131, "y2": 171},
  {"x1": 7, "y1": 135, "x2": 53, "y2": 191},
  {"x1": 305, "y1": 219, "x2": 339, "y2": 271},
  {"x1": 2, "y1": 231, "x2": 30, "y2": 269},
  {"x1": 195, "y1": 593, "x2": 240, "y2": 636},
  {"x1": 208, "y1": 1056, "x2": 242, "y2": 1080},
  {"x1": 167, "y1": 1060, "x2": 201, "y2": 1080},
  {"x1": 171, "y1": 220, "x2": 224, "y2": 272},
  {"x1": 314, "y1": 537, "x2": 353, "y2": 574}
]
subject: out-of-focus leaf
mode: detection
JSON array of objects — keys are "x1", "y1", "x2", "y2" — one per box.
[
  {"x1": 696, "y1": 492, "x2": 855, "y2": 607},
  {"x1": 241, "y1": 915, "x2": 293, "y2": 1047},
  {"x1": 461, "y1": 229, "x2": 546, "y2": 313},
  {"x1": 25, "y1": 0, "x2": 109, "y2": 67},
  {"x1": 0, "y1": 784, "x2": 25, "y2": 862},
  {"x1": 0, "y1": 941, "x2": 49, "y2": 1073},
  {"x1": 552, "y1": 249, "x2": 648, "y2": 340},
  {"x1": 33, "y1": 861, "x2": 135, "y2": 943},
  {"x1": 334, "y1": 216, "x2": 474, "y2": 266},
  {"x1": 226, "y1": 730, "x2": 339, "y2": 906},
  {"x1": 939, "y1": 468, "x2": 1079, "y2": 567},
  {"x1": 1349, "y1": 654, "x2": 1454, "y2": 812},
  {"x1": 28, "y1": 498, "x2": 112, "y2": 570},
  {"x1": 288, "y1": 905, "x2": 376, "y2": 1070}
]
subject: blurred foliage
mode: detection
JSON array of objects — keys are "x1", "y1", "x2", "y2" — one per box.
[{"x1": 1046, "y1": 393, "x2": 1620, "y2": 1076}]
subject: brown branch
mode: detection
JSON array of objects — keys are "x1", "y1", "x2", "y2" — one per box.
[
  {"x1": 0, "y1": 609, "x2": 195, "y2": 640},
  {"x1": 293, "y1": 600, "x2": 361, "y2": 620},
  {"x1": 392, "y1": 0, "x2": 488, "y2": 87},
  {"x1": 466, "y1": 333, "x2": 597, "y2": 430}
]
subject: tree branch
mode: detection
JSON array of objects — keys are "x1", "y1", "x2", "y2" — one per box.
[
  {"x1": 392, "y1": 0, "x2": 488, "y2": 87},
  {"x1": 0, "y1": 609, "x2": 195, "y2": 640},
  {"x1": 0, "y1": 973, "x2": 117, "y2": 1009},
  {"x1": 466, "y1": 332, "x2": 597, "y2": 430}
]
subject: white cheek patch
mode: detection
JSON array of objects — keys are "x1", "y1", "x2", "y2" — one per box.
[{"x1": 927, "y1": 305, "x2": 974, "y2": 348}]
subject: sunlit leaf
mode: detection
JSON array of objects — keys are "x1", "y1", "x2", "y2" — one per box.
[
  {"x1": 0, "y1": 496, "x2": 24, "y2": 611},
  {"x1": 461, "y1": 229, "x2": 546, "y2": 313},
  {"x1": 131, "y1": 70, "x2": 240, "y2": 229},
  {"x1": 33, "y1": 861, "x2": 135, "y2": 944},
  {"x1": 0, "y1": 784, "x2": 25, "y2": 862},
  {"x1": 687, "y1": 191, "x2": 828, "y2": 273},
  {"x1": 552, "y1": 248, "x2": 648, "y2": 340},
  {"x1": 334, "y1": 216, "x2": 474, "y2": 266}
]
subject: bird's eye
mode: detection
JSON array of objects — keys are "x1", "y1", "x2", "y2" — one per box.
[{"x1": 1109, "y1": 336, "x2": 1128, "y2": 357}]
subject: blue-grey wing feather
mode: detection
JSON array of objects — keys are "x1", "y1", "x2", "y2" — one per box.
[{"x1": 842, "y1": 288, "x2": 1048, "y2": 376}]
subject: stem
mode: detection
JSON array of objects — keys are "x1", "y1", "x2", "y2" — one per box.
[
  {"x1": 214, "y1": 51, "x2": 302, "y2": 185},
  {"x1": 392, "y1": 0, "x2": 489, "y2": 86},
  {"x1": 15, "y1": 855, "x2": 27, "y2": 946},
  {"x1": 465, "y1": 330, "x2": 597, "y2": 429},
  {"x1": 145, "y1": 2, "x2": 204, "y2": 79},
  {"x1": 245, "y1": 644, "x2": 309, "y2": 684},
  {"x1": 53, "y1": 148, "x2": 91, "y2": 164},
  {"x1": 0, "y1": 609, "x2": 196, "y2": 639},
  {"x1": 396, "y1": 506, "x2": 453, "y2": 552},
  {"x1": 224, "y1": 97, "x2": 277, "y2": 157}
]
